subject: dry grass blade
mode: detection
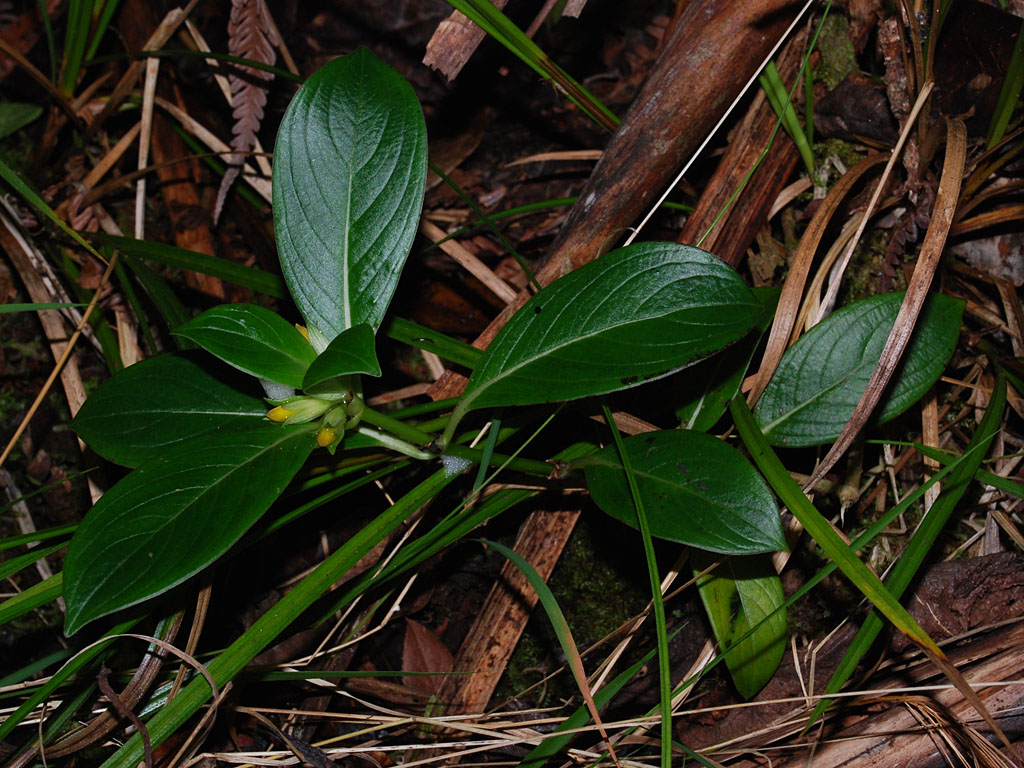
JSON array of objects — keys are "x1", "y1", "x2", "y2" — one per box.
[
  {"x1": 746, "y1": 153, "x2": 887, "y2": 406},
  {"x1": 419, "y1": 219, "x2": 517, "y2": 304},
  {"x1": 89, "y1": 0, "x2": 200, "y2": 134},
  {"x1": 803, "y1": 118, "x2": 967, "y2": 492},
  {"x1": 951, "y1": 204, "x2": 1024, "y2": 237},
  {"x1": 814, "y1": 80, "x2": 935, "y2": 322}
]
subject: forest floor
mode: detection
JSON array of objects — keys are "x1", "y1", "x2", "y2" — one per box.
[{"x1": 2, "y1": 1, "x2": 1024, "y2": 766}]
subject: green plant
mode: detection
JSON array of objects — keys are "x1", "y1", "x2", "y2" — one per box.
[{"x1": 3, "y1": 39, "x2": 987, "y2": 768}]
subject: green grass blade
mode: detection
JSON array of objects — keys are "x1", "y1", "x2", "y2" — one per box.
[
  {"x1": 37, "y1": 0, "x2": 57, "y2": 83},
  {"x1": 96, "y1": 234, "x2": 287, "y2": 298},
  {"x1": 0, "y1": 542, "x2": 65, "y2": 581},
  {"x1": 84, "y1": 0, "x2": 121, "y2": 60},
  {"x1": 383, "y1": 316, "x2": 482, "y2": 369},
  {"x1": 473, "y1": 415, "x2": 501, "y2": 490},
  {"x1": 0, "y1": 302, "x2": 85, "y2": 313},
  {"x1": 987, "y1": 16, "x2": 1024, "y2": 146},
  {"x1": 481, "y1": 538, "x2": 621, "y2": 765},
  {"x1": 898, "y1": 443, "x2": 1024, "y2": 500},
  {"x1": 0, "y1": 572, "x2": 62, "y2": 628},
  {"x1": 59, "y1": 0, "x2": 89, "y2": 95},
  {"x1": 0, "y1": 523, "x2": 77, "y2": 551},
  {"x1": 0, "y1": 154, "x2": 104, "y2": 259},
  {"x1": 444, "y1": 0, "x2": 618, "y2": 132},
  {"x1": 519, "y1": 637, "x2": 665, "y2": 767},
  {"x1": 730, "y1": 397, "x2": 940, "y2": 652},
  {"x1": 0, "y1": 647, "x2": 74, "y2": 688},
  {"x1": 810, "y1": 373, "x2": 1007, "y2": 727},
  {"x1": 121, "y1": 255, "x2": 193, "y2": 347},
  {"x1": 759, "y1": 61, "x2": 816, "y2": 180},
  {"x1": 602, "y1": 402, "x2": 672, "y2": 768},
  {"x1": 112, "y1": 255, "x2": 157, "y2": 353}
]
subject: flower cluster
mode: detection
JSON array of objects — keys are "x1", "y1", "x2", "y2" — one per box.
[{"x1": 266, "y1": 392, "x2": 364, "y2": 451}]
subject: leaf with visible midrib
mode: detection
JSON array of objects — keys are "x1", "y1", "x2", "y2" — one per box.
[
  {"x1": 303, "y1": 324, "x2": 381, "y2": 394},
  {"x1": 272, "y1": 47, "x2": 427, "y2": 341},
  {"x1": 174, "y1": 304, "x2": 316, "y2": 388},
  {"x1": 753, "y1": 292, "x2": 964, "y2": 447},
  {"x1": 73, "y1": 353, "x2": 268, "y2": 467},
  {"x1": 63, "y1": 423, "x2": 315, "y2": 635},
  {"x1": 583, "y1": 430, "x2": 785, "y2": 555},
  {"x1": 452, "y1": 243, "x2": 763, "y2": 426}
]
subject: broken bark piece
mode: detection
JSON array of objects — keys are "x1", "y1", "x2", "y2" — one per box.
[
  {"x1": 437, "y1": 508, "x2": 580, "y2": 717},
  {"x1": 423, "y1": 1, "x2": 510, "y2": 82},
  {"x1": 677, "y1": 25, "x2": 807, "y2": 266},
  {"x1": 892, "y1": 551, "x2": 1024, "y2": 653}
]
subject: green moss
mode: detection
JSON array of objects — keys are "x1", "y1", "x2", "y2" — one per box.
[
  {"x1": 815, "y1": 138, "x2": 867, "y2": 172},
  {"x1": 837, "y1": 229, "x2": 891, "y2": 306}
]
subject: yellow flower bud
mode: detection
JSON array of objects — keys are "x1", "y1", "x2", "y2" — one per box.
[
  {"x1": 267, "y1": 405, "x2": 297, "y2": 423},
  {"x1": 316, "y1": 426, "x2": 337, "y2": 448},
  {"x1": 295, "y1": 324, "x2": 310, "y2": 342}
]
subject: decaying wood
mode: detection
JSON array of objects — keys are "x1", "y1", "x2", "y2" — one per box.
[
  {"x1": 423, "y1": 1, "x2": 510, "y2": 82},
  {"x1": 437, "y1": 509, "x2": 579, "y2": 717},
  {"x1": 676, "y1": 25, "x2": 807, "y2": 266},
  {"x1": 536, "y1": 0, "x2": 799, "y2": 280},
  {"x1": 0, "y1": 206, "x2": 87, "y2": 416},
  {"x1": 119, "y1": 0, "x2": 224, "y2": 298},
  {"x1": 428, "y1": 0, "x2": 804, "y2": 720}
]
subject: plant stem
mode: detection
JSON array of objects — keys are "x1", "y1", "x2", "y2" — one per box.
[
  {"x1": 443, "y1": 443, "x2": 552, "y2": 477},
  {"x1": 359, "y1": 404, "x2": 435, "y2": 445}
]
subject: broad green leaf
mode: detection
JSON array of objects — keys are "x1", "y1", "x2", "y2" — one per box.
[
  {"x1": 64, "y1": 423, "x2": 316, "y2": 635},
  {"x1": 0, "y1": 103, "x2": 42, "y2": 140},
  {"x1": 303, "y1": 323, "x2": 381, "y2": 395},
  {"x1": 73, "y1": 353, "x2": 267, "y2": 467},
  {"x1": 582, "y1": 430, "x2": 785, "y2": 555},
  {"x1": 693, "y1": 551, "x2": 786, "y2": 699},
  {"x1": 273, "y1": 47, "x2": 427, "y2": 340},
  {"x1": 449, "y1": 243, "x2": 762, "y2": 432},
  {"x1": 174, "y1": 304, "x2": 316, "y2": 388},
  {"x1": 676, "y1": 287, "x2": 779, "y2": 432},
  {"x1": 754, "y1": 292, "x2": 964, "y2": 447}
]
